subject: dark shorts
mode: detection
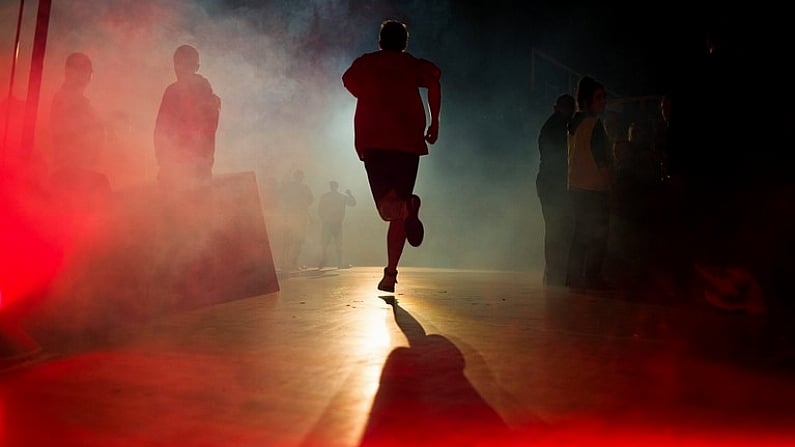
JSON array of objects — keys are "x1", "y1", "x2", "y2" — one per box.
[{"x1": 362, "y1": 149, "x2": 419, "y2": 203}]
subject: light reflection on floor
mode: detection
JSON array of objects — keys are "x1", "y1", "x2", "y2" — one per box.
[{"x1": 0, "y1": 266, "x2": 794, "y2": 446}]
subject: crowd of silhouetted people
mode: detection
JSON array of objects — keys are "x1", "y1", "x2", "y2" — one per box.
[{"x1": 536, "y1": 23, "x2": 794, "y2": 316}]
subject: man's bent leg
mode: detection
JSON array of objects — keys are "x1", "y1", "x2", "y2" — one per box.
[
  {"x1": 376, "y1": 189, "x2": 407, "y2": 221},
  {"x1": 405, "y1": 194, "x2": 424, "y2": 247}
]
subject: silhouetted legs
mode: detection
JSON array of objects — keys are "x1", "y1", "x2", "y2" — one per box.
[
  {"x1": 537, "y1": 178, "x2": 573, "y2": 286},
  {"x1": 386, "y1": 218, "x2": 407, "y2": 274},
  {"x1": 363, "y1": 150, "x2": 420, "y2": 292},
  {"x1": 567, "y1": 188, "x2": 610, "y2": 289},
  {"x1": 319, "y1": 222, "x2": 345, "y2": 268}
]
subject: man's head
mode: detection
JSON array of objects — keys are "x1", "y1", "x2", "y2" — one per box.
[
  {"x1": 64, "y1": 52, "x2": 93, "y2": 89},
  {"x1": 576, "y1": 76, "x2": 606, "y2": 114},
  {"x1": 379, "y1": 20, "x2": 408, "y2": 51},
  {"x1": 554, "y1": 94, "x2": 575, "y2": 118},
  {"x1": 329, "y1": 180, "x2": 339, "y2": 191},
  {"x1": 173, "y1": 44, "x2": 200, "y2": 79}
]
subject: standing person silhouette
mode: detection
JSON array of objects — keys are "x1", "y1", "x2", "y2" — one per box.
[
  {"x1": 566, "y1": 76, "x2": 613, "y2": 291},
  {"x1": 536, "y1": 94, "x2": 575, "y2": 286},
  {"x1": 48, "y1": 52, "x2": 110, "y2": 206},
  {"x1": 342, "y1": 19, "x2": 441, "y2": 293},
  {"x1": 317, "y1": 180, "x2": 356, "y2": 269},
  {"x1": 154, "y1": 44, "x2": 220, "y2": 191},
  {"x1": 279, "y1": 169, "x2": 314, "y2": 273}
]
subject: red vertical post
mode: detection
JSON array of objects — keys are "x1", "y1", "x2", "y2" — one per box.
[
  {"x1": 0, "y1": 0, "x2": 50, "y2": 365},
  {"x1": 19, "y1": 0, "x2": 52, "y2": 162},
  {"x1": 1, "y1": 0, "x2": 26, "y2": 168}
]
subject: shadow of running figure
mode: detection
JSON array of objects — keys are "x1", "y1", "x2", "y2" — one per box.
[{"x1": 358, "y1": 297, "x2": 515, "y2": 447}]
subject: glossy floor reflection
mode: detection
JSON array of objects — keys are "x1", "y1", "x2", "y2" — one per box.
[{"x1": 1, "y1": 267, "x2": 794, "y2": 446}]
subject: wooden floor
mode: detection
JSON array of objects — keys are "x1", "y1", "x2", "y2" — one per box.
[{"x1": 1, "y1": 267, "x2": 794, "y2": 446}]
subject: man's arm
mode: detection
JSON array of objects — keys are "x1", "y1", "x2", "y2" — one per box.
[
  {"x1": 425, "y1": 79, "x2": 441, "y2": 144},
  {"x1": 153, "y1": 89, "x2": 174, "y2": 162},
  {"x1": 342, "y1": 58, "x2": 364, "y2": 98},
  {"x1": 418, "y1": 59, "x2": 442, "y2": 144}
]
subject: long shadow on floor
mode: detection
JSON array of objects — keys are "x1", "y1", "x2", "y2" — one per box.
[{"x1": 357, "y1": 296, "x2": 517, "y2": 446}]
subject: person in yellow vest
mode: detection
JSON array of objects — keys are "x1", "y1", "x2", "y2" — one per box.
[{"x1": 566, "y1": 76, "x2": 613, "y2": 291}]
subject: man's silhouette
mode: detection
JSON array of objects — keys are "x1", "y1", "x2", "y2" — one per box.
[
  {"x1": 342, "y1": 19, "x2": 441, "y2": 293},
  {"x1": 566, "y1": 76, "x2": 612, "y2": 291},
  {"x1": 317, "y1": 180, "x2": 356, "y2": 269},
  {"x1": 154, "y1": 44, "x2": 220, "y2": 191},
  {"x1": 48, "y1": 52, "x2": 110, "y2": 205},
  {"x1": 279, "y1": 169, "x2": 313, "y2": 272},
  {"x1": 536, "y1": 94, "x2": 575, "y2": 286}
]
